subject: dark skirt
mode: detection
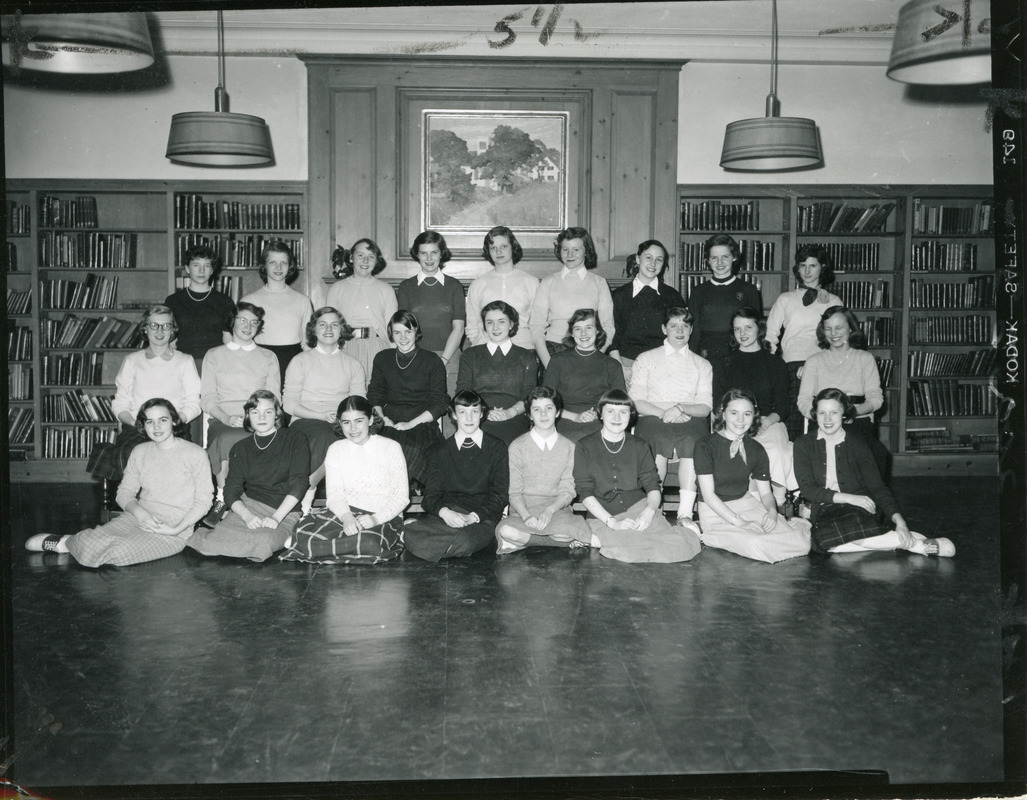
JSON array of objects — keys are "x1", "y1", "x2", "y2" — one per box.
[
  {"x1": 810, "y1": 503, "x2": 888, "y2": 554},
  {"x1": 378, "y1": 421, "x2": 444, "y2": 485},
  {"x1": 260, "y1": 343, "x2": 303, "y2": 390},
  {"x1": 785, "y1": 361, "x2": 805, "y2": 440},
  {"x1": 634, "y1": 416, "x2": 708, "y2": 459},
  {"x1": 280, "y1": 505, "x2": 405, "y2": 565},
  {"x1": 481, "y1": 416, "x2": 530, "y2": 446}
]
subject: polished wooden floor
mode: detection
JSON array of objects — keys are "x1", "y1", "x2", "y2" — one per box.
[{"x1": 5, "y1": 477, "x2": 1005, "y2": 795}]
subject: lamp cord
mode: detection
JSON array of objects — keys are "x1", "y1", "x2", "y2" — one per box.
[
  {"x1": 217, "y1": 10, "x2": 225, "y2": 90},
  {"x1": 769, "y1": 0, "x2": 778, "y2": 97}
]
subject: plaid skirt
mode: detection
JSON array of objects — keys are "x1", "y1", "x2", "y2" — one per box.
[
  {"x1": 377, "y1": 421, "x2": 442, "y2": 485},
  {"x1": 281, "y1": 505, "x2": 404, "y2": 565},
  {"x1": 810, "y1": 503, "x2": 888, "y2": 554}
]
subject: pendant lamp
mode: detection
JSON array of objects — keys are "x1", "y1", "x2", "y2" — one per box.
[
  {"x1": 165, "y1": 10, "x2": 273, "y2": 167},
  {"x1": 1, "y1": 11, "x2": 154, "y2": 73},
  {"x1": 720, "y1": 0, "x2": 822, "y2": 172},
  {"x1": 887, "y1": 0, "x2": 991, "y2": 85}
]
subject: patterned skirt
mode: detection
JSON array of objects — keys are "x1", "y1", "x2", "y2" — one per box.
[
  {"x1": 810, "y1": 503, "x2": 888, "y2": 554},
  {"x1": 280, "y1": 506, "x2": 404, "y2": 565}
]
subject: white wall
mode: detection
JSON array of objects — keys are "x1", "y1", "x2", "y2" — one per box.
[
  {"x1": 679, "y1": 61, "x2": 993, "y2": 185},
  {"x1": 3, "y1": 55, "x2": 992, "y2": 186},
  {"x1": 3, "y1": 55, "x2": 307, "y2": 180}
]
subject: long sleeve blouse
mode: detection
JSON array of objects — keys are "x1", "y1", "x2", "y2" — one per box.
[
  {"x1": 529, "y1": 269, "x2": 615, "y2": 348},
  {"x1": 573, "y1": 432, "x2": 660, "y2": 516},
  {"x1": 111, "y1": 350, "x2": 201, "y2": 423},
  {"x1": 796, "y1": 348, "x2": 882, "y2": 421},
  {"x1": 117, "y1": 439, "x2": 212, "y2": 529},
  {"x1": 282, "y1": 348, "x2": 366, "y2": 418},
  {"x1": 200, "y1": 345, "x2": 281, "y2": 423},
  {"x1": 629, "y1": 343, "x2": 713, "y2": 410},
  {"x1": 324, "y1": 435, "x2": 409, "y2": 521},
  {"x1": 224, "y1": 426, "x2": 310, "y2": 509},
  {"x1": 367, "y1": 347, "x2": 449, "y2": 423},
  {"x1": 792, "y1": 431, "x2": 899, "y2": 523}
]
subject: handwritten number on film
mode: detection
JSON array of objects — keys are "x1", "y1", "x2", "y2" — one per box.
[{"x1": 489, "y1": 5, "x2": 566, "y2": 49}]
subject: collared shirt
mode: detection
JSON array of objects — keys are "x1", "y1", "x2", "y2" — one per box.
[
  {"x1": 486, "y1": 340, "x2": 513, "y2": 356},
  {"x1": 315, "y1": 344, "x2": 340, "y2": 356},
  {"x1": 226, "y1": 341, "x2": 258, "y2": 352},
  {"x1": 530, "y1": 428, "x2": 559, "y2": 451},
  {"x1": 416, "y1": 271, "x2": 446, "y2": 285},
  {"x1": 818, "y1": 428, "x2": 847, "y2": 492},
  {"x1": 145, "y1": 347, "x2": 176, "y2": 361},
  {"x1": 632, "y1": 276, "x2": 660, "y2": 298},
  {"x1": 559, "y1": 266, "x2": 587, "y2": 281},
  {"x1": 455, "y1": 429, "x2": 484, "y2": 449},
  {"x1": 662, "y1": 340, "x2": 691, "y2": 356}
]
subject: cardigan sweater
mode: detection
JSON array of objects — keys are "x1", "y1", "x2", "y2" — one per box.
[
  {"x1": 423, "y1": 432, "x2": 509, "y2": 523},
  {"x1": 792, "y1": 431, "x2": 899, "y2": 523},
  {"x1": 573, "y1": 432, "x2": 660, "y2": 516}
]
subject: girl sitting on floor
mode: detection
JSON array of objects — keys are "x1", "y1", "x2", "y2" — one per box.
[
  {"x1": 793, "y1": 387, "x2": 955, "y2": 558},
  {"x1": 280, "y1": 395, "x2": 409, "y2": 565},
  {"x1": 27, "y1": 398, "x2": 211, "y2": 567},
  {"x1": 496, "y1": 385, "x2": 590, "y2": 554},
  {"x1": 693, "y1": 388, "x2": 811, "y2": 563},
  {"x1": 188, "y1": 390, "x2": 310, "y2": 563}
]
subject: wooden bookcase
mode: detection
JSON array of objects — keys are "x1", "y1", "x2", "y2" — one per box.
[
  {"x1": 675, "y1": 184, "x2": 996, "y2": 476},
  {"x1": 6, "y1": 179, "x2": 308, "y2": 483}
]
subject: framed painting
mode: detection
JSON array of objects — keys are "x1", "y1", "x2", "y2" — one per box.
[{"x1": 422, "y1": 110, "x2": 569, "y2": 234}]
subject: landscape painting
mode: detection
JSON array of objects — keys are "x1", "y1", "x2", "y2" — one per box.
[{"x1": 423, "y1": 110, "x2": 568, "y2": 232}]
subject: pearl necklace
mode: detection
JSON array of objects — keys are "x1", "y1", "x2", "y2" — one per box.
[
  {"x1": 601, "y1": 434, "x2": 625, "y2": 454},
  {"x1": 575, "y1": 347, "x2": 597, "y2": 357},
  {"x1": 186, "y1": 286, "x2": 212, "y2": 302},
  {"x1": 253, "y1": 429, "x2": 278, "y2": 451},
  {"x1": 396, "y1": 348, "x2": 418, "y2": 370}
]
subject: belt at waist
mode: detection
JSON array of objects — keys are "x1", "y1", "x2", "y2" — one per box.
[{"x1": 350, "y1": 327, "x2": 377, "y2": 339}]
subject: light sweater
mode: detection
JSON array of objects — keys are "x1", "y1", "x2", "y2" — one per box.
[
  {"x1": 326, "y1": 277, "x2": 397, "y2": 339},
  {"x1": 529, "y1": 268, "x2": 615, "y2": 347},
  {"x1": 241, "y1": 286, "x2": 313, "y2": 347},
  {"x1": 796, "y1": 348, "x2": 883, "y2": 421},
  {"x1": 283, "y1": 348, "x2": 367, "y2": 418},
  {"x1": 111, "y1": 350, "x2": 201, "y2": 422},
  {"x1": 324, "y1": 435, "x2": 410, "y2": 521},
  {"x1": 507, "y1": 432, "x2": 576, "y2": 513},
  {"x1": 765, "y1": 289, "x2": 843, "y2": 363},
  {"x1": 629, "y1": 343, "x2": 713, "y2": 410},
  {"x1": 465, "y1": 268, "x2": 540, "y2": 349},
  {"x1": 200, "y1": 345, "x2": 281, "y2": 423},
  {"x1": 117, "y1": 439, "x2": 212, "y2": 529}
]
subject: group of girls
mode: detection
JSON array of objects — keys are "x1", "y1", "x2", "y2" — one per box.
[{"x1": 28, "y1": 228, "x2": 955, "y2": 567}]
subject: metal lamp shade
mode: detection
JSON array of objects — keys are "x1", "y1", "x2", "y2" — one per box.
[
  {"x1": 887, "y1": 0, "x2": 991, "y2": 85},
  {"x1": 720, "y1": 117, "x2": 823, "y2": 171},
  {"x1": 1, "y1": 12, "x2": 154, "y2": 73},
  {"x1": 166, "y1": 111, "x2": 274, "y2": 167}
]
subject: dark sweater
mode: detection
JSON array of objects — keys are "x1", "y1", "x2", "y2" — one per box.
[
  {"x1": 225, "y1": 426, "x2": 310, "y2": 509},
  {"x1": 396, "y1": 276, "x2": 466, "y2": 353},
  {"x1": 542, "y1": 348, "x2": 624, "y2": 413},
  {"x1": 713, "y1": 348, "x2": 791, "y2": 423},
  {"x1": 610, "y1": 281, "x2": 687, "y2": 360},
  {"x1": 687, "y1": 279, "x2": 762, "y2": 363},
  {"x1": 423, "y1": 433, "x2": 509, "y2": 523},
  {"x1": 164, "y1": 288, "x2": 236, "y2": 360},
  {"x1": 573, "y1": 432, "x2": 659, "y2": 516},
  {"x1": 792, "y1": 432, "x2": 899, "y2": 523},
  {"x1": 367, "y1": 347, "x2": 450, "y2": 423},
  {"x1": 456, "y1": 344, "x2": 538, "y2": 411}
]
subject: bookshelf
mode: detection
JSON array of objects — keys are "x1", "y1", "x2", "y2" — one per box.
[
  {"x1": 676, "y1": 185, "x2": 997, "y2": 476},
  {"x1": 6, "y1": 180, "x2": 308, "y2": 482}
]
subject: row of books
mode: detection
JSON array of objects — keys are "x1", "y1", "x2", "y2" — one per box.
[
  {"x1": 802, "y1": 242, "x2": 881, "y2": 272},
  {"x1": 42, "y1": 353, "x2": 105, "y2": 387},
  {"x1": 834, "y1": 279, "x2": 889, "y2": 310},
  {"x1": 173, "y1": 274, "x2": 245, "y2": 303},
  {"x1": 679, "y1": 240, "x2": 776, "y2": 272},
  {"x1": 876, "y1": 356, "x2": 896, "y2": 388},
  {"x1": 39, "y1": 231, "x2": 138, "y2": 269},
  {"x1": 7, "y1": 289, "x2": 31, "y2": 314},
  {"x1": 174, "y1": 195, "x2": 303, "y2": 231},
  {"x1": 797, "y1": 202, "x2": 895, "y2": 234},
  {"x1": 9, "y1": 364, "x2": 32, "y2": 400},
  {"x1": 910, "y1": 242, "x2": 979, "y2": 271},
  {"x1": 679, "y1": 273, "x2": 764, "y2": 297},
  {"x1": 905, "y1": 428, "x2": 998, "y2": 452},
  {"x1": 907, "y1": 379, "x2": 998, "y2": 417},
  {"x1": 913, "y1": 200, "x2": 994, "y2": 235},
  {"x1": 44, "y1": 390, "x2": 117, "y2": 424},
  {"x1": 910, "y1": 315, "x2": 993, "y2": 345},
  {"x1": 907, "y1": 348, "x2": 997, "y2": 378},
  {"x1": 39, "y1": 195, "x2": 99, "y2": 229},
  {"x1": 41, "y1": 426, "x2": 116, "y2": 459},
  {"x1": 6, "y1": 242, "x2": 18, "y2": 271},
  {"x1": 8, "y1": 408, "x2": 34, "y2": 445},
  {"x1": 908, "y1": 276, "x2": 995, "y2": 309},
  {"x1": 8, "y1": 327, "x2": 32, "y2": 360},
  {"x1": 679, "y1": 201, "x2": 761, "y2": 232},
  {"x1": 174, "y1": 234, "x2": 305, "y2": 270},
  {"x1": 42, "y1": 314, "x2": 145, "y2": 350},
  {"x1": 8, "y1": 201, "x2": 30, "y2": 234},
  {"x1": 859, "y1": 316, "x2": 897, "y2": 347},
  {"x1": 41, "y1": 275, "x2": 119, "y2": 310}
]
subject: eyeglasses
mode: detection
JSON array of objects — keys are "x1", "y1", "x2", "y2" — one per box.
[
  {"x1": 146, "y1": 322, "x2": 174, "y2": 332},
  {"x1": 236, "y1": 318, "x2": 260, "y2": 328}
]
